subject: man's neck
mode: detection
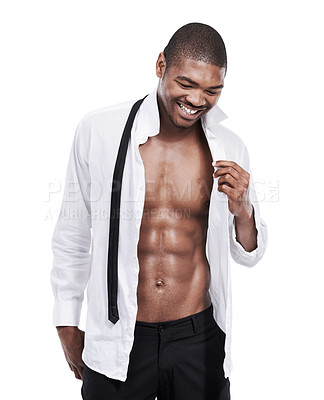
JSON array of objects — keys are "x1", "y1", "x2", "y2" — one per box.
[{"x1": 159, "y1": 120, "x2": 203, "y2": 142}]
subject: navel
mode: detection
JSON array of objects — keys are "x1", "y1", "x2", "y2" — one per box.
[{"x1": 155, "y1": 279, "x2": 165, "y2": 287}]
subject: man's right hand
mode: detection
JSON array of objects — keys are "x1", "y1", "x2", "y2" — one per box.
[{"x1": 56, "y1": 326, "x2": 85, "y2": 380}]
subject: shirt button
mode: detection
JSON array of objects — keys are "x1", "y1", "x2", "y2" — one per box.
[{"x1": 139, "y1": 185, "x2": 144, "y2": 191}]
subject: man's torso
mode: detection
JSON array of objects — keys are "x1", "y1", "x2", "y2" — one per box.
[{"x1": 136, "y1": 125, "x2": 214, "y2": 322}]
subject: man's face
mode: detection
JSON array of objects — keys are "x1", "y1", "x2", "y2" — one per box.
[{"x1": 156, "y1": 53, "x2": 226, "y2": 130}]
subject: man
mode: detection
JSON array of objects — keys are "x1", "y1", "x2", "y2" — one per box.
[{"x1": 51, "y1": 22, "x2": 268, "y2": 400}]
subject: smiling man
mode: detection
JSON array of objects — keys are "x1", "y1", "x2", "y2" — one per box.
[{"x1": 51, "y1": 23, "x2": 268, "y2": 400}]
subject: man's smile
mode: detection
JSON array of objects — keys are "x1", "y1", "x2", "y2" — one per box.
[{"x1": 176, "y1": 101, "x2": 206, "y2": 119}]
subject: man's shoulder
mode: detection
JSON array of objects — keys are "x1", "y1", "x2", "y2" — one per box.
[{"x1": 78, "y1": 99, "x2": 136, "y2": 130}]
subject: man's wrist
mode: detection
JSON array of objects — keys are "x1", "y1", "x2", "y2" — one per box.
[
  {"x1": 56, "y1": 325, "x2": 78, "y2": 331},
  {"x1": 235, "y1": 205, "x2": 254, "y2": 226}
]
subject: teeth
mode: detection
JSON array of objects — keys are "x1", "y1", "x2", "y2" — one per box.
[{"x1": 179, "y1": 103, "x2": 199, "y2": 115}]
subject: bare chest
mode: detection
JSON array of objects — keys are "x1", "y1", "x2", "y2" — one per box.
[{"x1": 138, "y1": 135, "x2": 214, "y2": 215}]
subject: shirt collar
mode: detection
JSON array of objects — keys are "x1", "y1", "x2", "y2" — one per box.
[{"x1": 134, "y1": 86, "x2": 228, "y2": 143}]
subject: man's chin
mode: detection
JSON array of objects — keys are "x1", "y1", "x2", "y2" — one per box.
[{"x1": 171, "y1": 115, "x2": 200, "y2": 129}]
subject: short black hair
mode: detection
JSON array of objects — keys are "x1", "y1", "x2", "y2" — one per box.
[{"x1": 163, "y1": 22, "x2": 227, "y2": 73}]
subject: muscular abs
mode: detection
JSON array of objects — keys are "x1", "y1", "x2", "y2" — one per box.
[{"x1": 136, "y1": 128, "x2": 214, "y2": 322}]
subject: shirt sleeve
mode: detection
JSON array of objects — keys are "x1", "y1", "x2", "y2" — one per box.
[
  {"x1": 228, "y1": 147, "x2": 268, "y2": 267},
  {"x1": 50, "y1": 119, "x2": 92, "y2": 327}
]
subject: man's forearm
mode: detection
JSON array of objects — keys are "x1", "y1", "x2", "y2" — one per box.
[{"x1": 234, "y1": 206, "x2": 258, "y2": 252}]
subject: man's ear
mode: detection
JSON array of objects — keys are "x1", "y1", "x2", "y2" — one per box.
[{"x1": 156, "y1": 52, "x2": 167, "y2": 78}]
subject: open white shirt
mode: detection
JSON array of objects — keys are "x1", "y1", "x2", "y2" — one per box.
[{"x1": 50, "y1": 87, "x2": 268, "y2": 382}]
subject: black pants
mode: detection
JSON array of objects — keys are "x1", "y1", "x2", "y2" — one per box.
[{"x1": 81, "y1": 304, "x2": 230, "y2": 400}]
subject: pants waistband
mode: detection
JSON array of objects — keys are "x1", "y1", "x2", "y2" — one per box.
[{"x1": 135, "y1": 304, "x2": 214, "y2": 332}]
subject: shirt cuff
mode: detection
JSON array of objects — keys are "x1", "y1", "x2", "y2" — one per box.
[
  {"x1": 229, "y1": 205, "x2": 268, "y2": 267},
  {"x1": 53, "y1": 299, "x2": 82, "y2": 327}
]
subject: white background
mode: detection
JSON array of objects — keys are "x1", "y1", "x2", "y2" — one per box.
[{"x1": 1, "y1": 0, "x2": 323, "y2": 399}]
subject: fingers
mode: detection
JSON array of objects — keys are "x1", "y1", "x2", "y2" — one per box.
[
  {"x1": 69, "y1": 358, "x2": 85, "y2": 380},
  {"x1": 218, "y1": 182, "x2": 235, "y2": 197},
  {"x1": 71, "y1": 365, "x2": 82, "y2": 380},
  {"x1": 217, "y1": 173, "x2": 238, "y2": 189},
  {"x1": 218, "y1": 181, "x2": 244, "y2": 201},
  {"x1": 212, "y1": 160, "x2": 250, "y2": 188},
  {"x1": 213, "y1": 165, "x2": 240, "y2": 181},
  {"x1": 212, "y1": 160, "x2": 252, "y2": 219},
  {"x1": 212, "y1": 160, "x2": 246, "y2": 175},
  {"x1": 79, "y1": 365, "x2": 84, "y2": 380},
  {"x1": 70, "y1": 362, "x2": 84, "y2": 380}
]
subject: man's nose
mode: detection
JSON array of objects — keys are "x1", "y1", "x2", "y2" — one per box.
[{"x1": 186, "y1": 90, "x2": 206, "y2": 108}]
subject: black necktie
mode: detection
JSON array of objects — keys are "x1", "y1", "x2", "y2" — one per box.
[{"x1": 107, "y1": 95, "x2": 148, "y2": 324}]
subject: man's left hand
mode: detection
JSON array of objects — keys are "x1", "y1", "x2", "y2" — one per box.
[{"x1": 212, "y1": 160, "x2": 253, "y2": 221}]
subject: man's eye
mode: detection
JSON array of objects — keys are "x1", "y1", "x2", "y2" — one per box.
[
  {"x1": 178, "y1": 82, "x2": 191, "y2": 88},
  {"x1": 207, "y1": 91, "x2": 220, "y2": 95}
]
